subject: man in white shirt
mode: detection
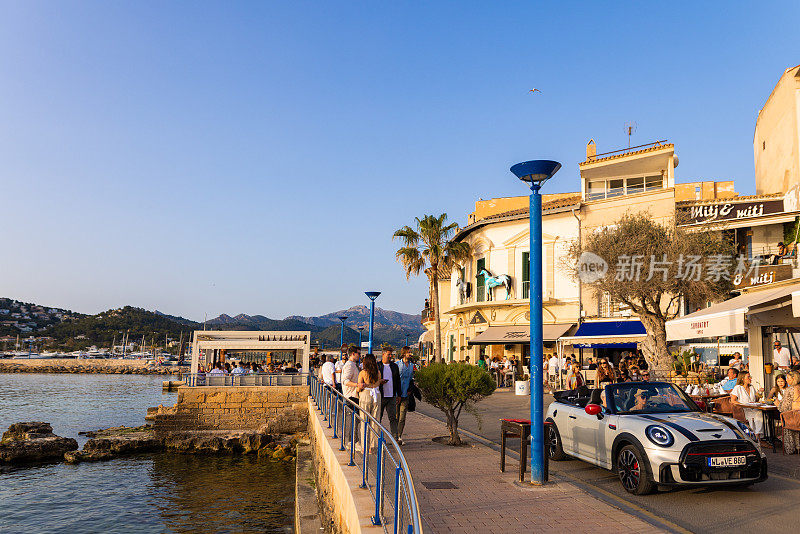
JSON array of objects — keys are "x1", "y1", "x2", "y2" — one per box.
[
  {"x1": 547, "y1": 354, "x2": 559, "y2": 387},
  {"x1": 342, "y1": 347, "x2": 361, "y2": 404},
  {"x1": 773, "y1": 341, "x2": 791, "y2": 370},
  {"x1": 231, "y1": 362, "x2": 246, "y2": 376},
  {"x1": 334, "y1": 355, "x2": 345, "y2": 393},
  {"x1": 320, "y1": 355, "x2": 336, "y2": 388}
]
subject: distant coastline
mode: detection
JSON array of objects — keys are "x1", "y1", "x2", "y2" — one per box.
[{"x1": 0, "y1": 358, "x2": 185, "y2": 375}]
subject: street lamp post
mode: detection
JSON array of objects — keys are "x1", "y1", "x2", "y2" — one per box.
[
  {"x1": 365, "y1": 292, "x2": 381, "y2": 354},
  {"x1": 405, "y1": 333, "x2": 409, "y2": 347},
  {"x1": 510, "y1": 159, "x2": 561, "y2": 486},
  {"x1": 338, "y1": 316, "x2": 348, "y2": 354}
]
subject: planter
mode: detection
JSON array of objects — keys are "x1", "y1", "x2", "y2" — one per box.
[
  {"x1": 515, "y1": 380, "x2": 530, "y2": 396},
  {"x1": 764, "y1": 363, "x2": 774, "y2": 375}
]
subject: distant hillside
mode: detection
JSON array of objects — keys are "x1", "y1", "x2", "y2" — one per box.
[
  {"x1": 40, "y1": 306, "x2": 199, "y2": 349},
  {"x1": 3, "y1": 296, "x2": 423, "y2": 350}
]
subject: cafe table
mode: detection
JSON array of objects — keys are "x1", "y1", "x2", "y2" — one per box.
[{"x1": 740, "y1": 402, "x2": 780, "y2": 452}]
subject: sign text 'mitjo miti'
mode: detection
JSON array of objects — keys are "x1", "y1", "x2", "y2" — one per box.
[{"x1": 680, "y1": 199, "x2": 784, "y2": 224}]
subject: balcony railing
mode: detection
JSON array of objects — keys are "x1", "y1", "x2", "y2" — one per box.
[
  {"x1": 420, "y1": 308, "x2": 433, "y2": 323},
  {"x1": 181, "y1": 372, "x2": 311, "y2": 387},
  {"x1": 522, "y1": 281, "x2": 530, "y2": 299},
  {"x1": 310, "y1": 374, "x2": 423, "y2": 534}
]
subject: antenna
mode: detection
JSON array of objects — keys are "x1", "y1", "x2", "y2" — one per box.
[{"x1": 623, "y1": 121, "x2": 638, "y2": 148}]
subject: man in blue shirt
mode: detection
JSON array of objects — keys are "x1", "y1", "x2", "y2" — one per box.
[
  {"x1": 720, "y1": 367, "x2": 739, "y2": 392},
  {"x1": 396, "y1": 346, "x2": 415, "y2": 445}
]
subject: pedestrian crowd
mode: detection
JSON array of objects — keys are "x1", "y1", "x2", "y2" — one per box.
[{"x1": 316, "y1": 344, "x2": 420, "y2": 446}]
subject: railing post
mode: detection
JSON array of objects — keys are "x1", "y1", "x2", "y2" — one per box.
[
  {"x1": 332, "y1": 397, "x2": 338, "y2": 438},
  {"x1": 340, "y1": 403, "x2": 347, "y2": 451},
  {"x1": 349, "y1": 410, "x2": 356, "y2": 466},
  {"x1": 393, "y1": 466, "x2": 401, "y2": 534},
  {"x1": 372, "y1": 431, "x2": 385, "y2": 526},
  {"x1": 327, "y1": 389, "x2": 332, "y2": 427},
  {"x1": 360, "y1": 419, "x2": 369, "y2": 488}
]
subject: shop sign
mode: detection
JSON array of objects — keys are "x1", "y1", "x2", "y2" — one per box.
[
  {"x1": 680, "y1": 199, "x2": 784, "y2": 224},
  {"x1": 733, "y1": 264, "x2": 792, "y2": 289},
  {"x1": 502, "y1": 330, "x2": 527, "y2": 340}
]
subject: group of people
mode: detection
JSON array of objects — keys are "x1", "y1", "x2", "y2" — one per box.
[
  {"x1": 479, "y1": 355, "x2": 518, "y2": 387},
  {"x1": 318, "y1": 345, "x2": 417, "y2": 446},
  {"x1": 199, "y1": 360, "x2": 301, "y2": 375},
  {"x1": 545, "y1": 351, "x2": 651, "y2": 391}
]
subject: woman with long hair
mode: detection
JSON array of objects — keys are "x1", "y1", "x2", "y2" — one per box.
[
  {"x1": 566, "y1": 363, "x2": 584, "y2": 390},
  {"x1": 357, "y1": 353, "x2": 386, "y2": 451},
  {"x1": 596, "y1": 359, "x2": 616, "y2": 384},
  {"x1": 731, "y1": 371, "x2": 763, "y2": 437},
  {"x1": 780, "y1": 371, "x2": 800, "y2": 453},
  {"x1": 767, "y1": 374, "x2": 788, "y2": 404}
]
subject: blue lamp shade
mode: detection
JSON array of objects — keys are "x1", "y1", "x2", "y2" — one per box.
[
  {"x1": 365, "y1": 291, "x2": 381, "y2": 300},
  {"x1": 338, "y1": 316, "x2": 348, "y2": 322},
  {"x1": 510, "y1": 160, "x2": 561, "y2": 184}
]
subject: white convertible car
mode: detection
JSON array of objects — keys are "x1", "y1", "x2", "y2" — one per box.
[{"x1": 546, "y1": 381, "x2": 768, "y2": 494}]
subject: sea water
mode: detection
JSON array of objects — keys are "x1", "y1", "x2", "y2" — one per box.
[{"x1": 0, "y1": 373, "x2": 294, "y2": 533}]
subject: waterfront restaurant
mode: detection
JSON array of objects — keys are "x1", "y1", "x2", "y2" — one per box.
[{"x1": 190, "y1": 330, "x2": 311, "y2": 374}]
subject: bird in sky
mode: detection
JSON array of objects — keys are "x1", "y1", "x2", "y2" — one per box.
[{"x1": 529, "y1": 88, "x2": 541, "y2": 94}]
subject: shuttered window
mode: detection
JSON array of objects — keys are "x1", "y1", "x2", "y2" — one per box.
[
  {"x1": 522, "y1": 252, "x2": 530, "y2": 299},
  {"x1": 476, "y1": 258, "x2": 486, "y2": 302}
]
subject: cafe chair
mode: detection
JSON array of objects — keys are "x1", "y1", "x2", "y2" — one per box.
[{"x1": 711, "y1": 395, "x2": 733, "y2": 416}]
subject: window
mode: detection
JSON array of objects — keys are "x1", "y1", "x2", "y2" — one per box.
[
  {"x1": 476, "y1": 258, "x2": 486, "y2": 302},
  {"x1": 600, "y1": 291, "x2": 631, "y2": 318},
  {"x1": 644, "y1": 175, "x2": 662, "y2": 191},
  {"x1": 449, "y1": 335, "x2": 455, "y2": 362},
  {"x1": 522, "y1": 251, "x2": 530, "y2": 299},
  {"x1": 587, "y1": 181, "x2": 605, "y2": 200},
  {"x1": 626, "y1": 177, "x2": 644, "y2": 195},
  {"x1": 607, "y1": 179, "x2": 624, "y2": 198}
]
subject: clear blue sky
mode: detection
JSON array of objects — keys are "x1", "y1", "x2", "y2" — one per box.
[{"x1": 1, "y1": 1, "x2": 798, "y2": 321}]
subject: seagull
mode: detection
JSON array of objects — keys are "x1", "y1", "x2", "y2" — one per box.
[{"x1": 529, "y1": 88, "x2": 542, "y2": 94}]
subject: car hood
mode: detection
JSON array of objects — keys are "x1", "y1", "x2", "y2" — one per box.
[{"x1": 628, "y1": 411, "x2": 745, "y2": 441}]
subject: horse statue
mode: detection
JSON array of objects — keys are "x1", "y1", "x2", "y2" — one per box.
[
  {"x1": 456, "y1": 277, "x2": 471, "y2": 304},
  {"x1": 479, "y1": 269, "x2": 513, "y2": 300}
]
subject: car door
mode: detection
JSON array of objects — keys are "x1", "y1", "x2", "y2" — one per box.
[{"x1": 550, "y1": 402, "x2": 580, "y2": 455}]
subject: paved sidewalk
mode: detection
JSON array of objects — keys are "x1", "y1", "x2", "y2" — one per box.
[{"x1": 399, "y1": 411, "x2": 666, "y2": 534}]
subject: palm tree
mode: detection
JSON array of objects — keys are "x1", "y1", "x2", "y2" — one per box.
[{"x1": 393, "y1": 214, "x2": 470, "y2": 362}]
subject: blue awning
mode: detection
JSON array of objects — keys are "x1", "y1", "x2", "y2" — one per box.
[
  {"x1": 572, "y1": 320, "x2": 646, "y2": 337},
  {"x1": 560, "y1": 320, "x2": 646, "y2": 348}
]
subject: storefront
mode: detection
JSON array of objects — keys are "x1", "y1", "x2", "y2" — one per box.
[
  {"x1": 468, "y1": 323, "x2": 574, "y2": 366},
  {"x1": 559, "y1": 320, "x2": 646, "y2": 367},
  {"x1": 666, "y1": 283, "x2": 800, "y2": 389}
]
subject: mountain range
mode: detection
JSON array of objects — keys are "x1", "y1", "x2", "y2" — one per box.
[{"x1": 2, "y1": 298, "x2": 423, "y2": 350}]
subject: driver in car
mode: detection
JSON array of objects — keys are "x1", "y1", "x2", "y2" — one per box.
[{"x1": 630, "y1": 390, "x2": 654, "y2": 411}]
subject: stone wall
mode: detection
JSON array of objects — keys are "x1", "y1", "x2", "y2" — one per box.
[
  {"x1": 152, "y1": 386, "x2": 309, "y2": 434},
  {"x1": 307, "y1": 398, "x2": 383, "y2": 534}
]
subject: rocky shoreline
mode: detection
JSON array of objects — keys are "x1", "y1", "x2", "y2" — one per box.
[
  {"x1": 0, "y1": 361, "x2": 185, "y2": 376},
  {"x1": 0, "y1": 421, "x2": 299, "y2": 468}
]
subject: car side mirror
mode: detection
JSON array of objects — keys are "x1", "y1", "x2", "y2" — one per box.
[{"x1": 585, "y1": 404, "x2": 603, "y2": 419}]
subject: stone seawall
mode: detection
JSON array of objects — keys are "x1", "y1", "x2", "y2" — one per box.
[
  {"x1": 152, "y1": 386, "x2": 309, "y2": 434},
  {"x1": 0, "y1": 359, "x2": 184, "y2": 375}
]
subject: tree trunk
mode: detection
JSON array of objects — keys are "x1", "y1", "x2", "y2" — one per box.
[
  {"x1": 639, "y1": 313, "x2": 672, "y2": 377},
  {"x1": 445, "y1": 409, "x2": 461, "y2": 445},
  {"x1": 432, "y1": 271, "x2": 443, "y2": 364}
]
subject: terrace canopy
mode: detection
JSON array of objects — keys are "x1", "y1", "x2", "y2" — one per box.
[{"x1": 468, "y1": 323, "x2": 574, "y2": 345}]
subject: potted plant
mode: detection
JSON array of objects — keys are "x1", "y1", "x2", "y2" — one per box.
[{"x1": 514, "y1": 371, "x2": 530, "y2": 395}]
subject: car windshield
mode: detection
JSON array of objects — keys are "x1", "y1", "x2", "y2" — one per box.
[{"x1": 609, "y1": 383, "x2": 696, "y2": 415}]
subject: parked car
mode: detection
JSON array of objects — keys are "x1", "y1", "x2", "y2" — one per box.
[{"x1": 545, "y1": 381, "x2": 767, "y2": 494}]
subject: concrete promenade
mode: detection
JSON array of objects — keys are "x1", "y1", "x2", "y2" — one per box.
[{"x1": 399, "y1": 411, "x2": 665, "y2": 534}]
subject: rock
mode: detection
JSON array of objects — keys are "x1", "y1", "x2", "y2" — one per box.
[{"x1": 0, "y1": 422, "x2": 78, "y2": 464}]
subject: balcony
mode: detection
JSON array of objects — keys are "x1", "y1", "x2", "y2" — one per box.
[
  {"x1": 522, "y1": 281, "x2": 530, "y2": 299},
  {"x1": 420, "y1": 308, "x2": 434, "y2": 324}
]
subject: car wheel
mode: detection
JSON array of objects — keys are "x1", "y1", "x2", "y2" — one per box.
[
  {"x1": 617, "y1": 444, "x2": 655, "y2": 495},
  {"x1": 547, "y1": 422, "x2": 567, "y2": 461}
]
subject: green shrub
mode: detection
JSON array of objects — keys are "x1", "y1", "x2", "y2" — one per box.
[{"x1": 414, "y1": 363, "x2": 496, "y2": 445}]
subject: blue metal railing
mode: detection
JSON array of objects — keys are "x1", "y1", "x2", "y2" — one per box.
[
  {"x1": 181, "y1": 372, "x2": 311, "y2": 387},
  {"x1": 310, "y1": 374, "x2": 423, "y2": 534}
]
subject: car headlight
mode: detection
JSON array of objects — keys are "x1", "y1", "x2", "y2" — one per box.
[
  {"x1": 737, "y1": 421, "x2": 758, "y2": 441},
  {"x1": 645, "y1": 425, "x2": 674, "y2": 447}
]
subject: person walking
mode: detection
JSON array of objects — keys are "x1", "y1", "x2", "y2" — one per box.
[
  {"x1": 357, "y1": 354, "x2": 385, "y2": 452},
  {"x1": 320, "y1": 355, "x2": 336, "y2": 389},
  {"x1": 342, "y1": 346, "x2": 361, "y2": 406},
  {"x1": 395, "y1": 346, "x2": 415, "y2": 445},
  {"x1": 379, "y1": 348, "x2": 401, "y2": 439}
]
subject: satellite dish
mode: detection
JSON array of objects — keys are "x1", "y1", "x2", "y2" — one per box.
[{"x1": 623, "y1": 121, "x2": 638, "y2": 148}]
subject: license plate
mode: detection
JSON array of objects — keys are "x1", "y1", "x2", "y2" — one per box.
[{"x1": 708, "y1": 456, "x2": 746, "y2": 467}]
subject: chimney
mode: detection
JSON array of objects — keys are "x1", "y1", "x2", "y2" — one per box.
[{"x1": 586, "y1": 139, "x2": 596, "y2": 161}]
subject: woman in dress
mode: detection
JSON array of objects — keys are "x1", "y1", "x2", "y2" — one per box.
[
  {"x1": 730, "y1": 371, "x2": 763, "y2": 438},
  {"x1": 357, "y1": 353, "x2": 386, "y2": 451},
  {"x1": 778, "y1": 371, "x2": 799, "y2": 453}
]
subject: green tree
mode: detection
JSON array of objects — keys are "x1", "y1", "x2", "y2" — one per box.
[
  {"x1": 414, "y1": 363, "x2": 495, "y2": 445},
  {"x1": 393, "y1": 214, "x2": 470, "y2": 362},
  {"x1": 568, "y1": 211, "x2": 733, "y2": 374}
]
